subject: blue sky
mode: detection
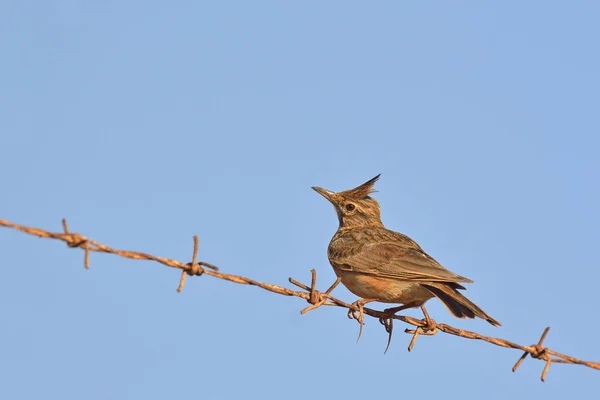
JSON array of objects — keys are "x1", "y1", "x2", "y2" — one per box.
[{"x1": 1, "y1": 1, "x2": 599, "y2": 398}]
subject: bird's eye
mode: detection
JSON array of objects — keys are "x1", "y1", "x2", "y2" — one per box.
[{"x1": 345, "y1": 203, "x2": 356, "y2": 211}]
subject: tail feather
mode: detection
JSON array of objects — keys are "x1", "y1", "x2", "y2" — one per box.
[
  {"x1": 422, "y1": 283, "x2": 501, "y2": 327},
  {"x1": 423, "y1": 285, "x2": 475, "y2": 319}
]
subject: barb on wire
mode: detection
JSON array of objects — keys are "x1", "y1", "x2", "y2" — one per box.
[
  {"x1": 289, "y1": 269, "x2": 341, "y2": 314},
  {"x1": 1, "y1": 218, "x2": 599, "y2": 382}
]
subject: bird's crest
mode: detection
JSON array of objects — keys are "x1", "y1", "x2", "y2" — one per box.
[{"x1": 339, "y1": 174, "x2": 381, "y2": 200}]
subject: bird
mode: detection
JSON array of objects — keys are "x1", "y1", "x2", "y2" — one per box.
[{"x1": 312, "y1": 174, "x2": 500, "y2": 337}]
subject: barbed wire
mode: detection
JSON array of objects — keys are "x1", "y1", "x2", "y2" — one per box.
[{"x1": 1, "y1": 217, "x2": 598, "y2": 381}]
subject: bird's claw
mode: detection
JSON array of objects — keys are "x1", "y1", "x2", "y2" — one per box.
[
  {"x1": 348, "y1": 299, "x2": 376, "y2": 343},
  {"x1": 378, "y1": 315, "x2": 394, "y2": 354}
]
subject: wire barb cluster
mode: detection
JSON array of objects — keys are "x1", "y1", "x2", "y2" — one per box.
[{"x1": 1, "y1": 218, "x2": 599, "y2": 381}]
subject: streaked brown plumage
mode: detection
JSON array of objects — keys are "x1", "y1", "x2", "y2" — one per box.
[{"x1": 312, "y1": 174, "x2": 500, "y2": 326}]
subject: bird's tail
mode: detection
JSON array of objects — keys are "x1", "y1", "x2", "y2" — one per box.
[{"x1": 422, "y1": 283, "x2": 501, "y2": 327}]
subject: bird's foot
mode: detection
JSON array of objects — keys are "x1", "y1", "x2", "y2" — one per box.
[
  {"x1": 377, "y1": 302, "x2": 418, "y2": 354},
  {"x1": 347, "y1": 298, "x2": 377, "y2": 343}
]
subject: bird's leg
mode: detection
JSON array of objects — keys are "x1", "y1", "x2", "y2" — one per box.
[
  {"x1": 348, "y1": 298, "x2": 377, "y2": 343},
  {"x1": 383, "y1": 302, "x2": 421, "y2": 316}
]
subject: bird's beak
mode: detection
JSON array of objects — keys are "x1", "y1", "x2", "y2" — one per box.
[{"x1": 312, "y1": 186, "x2": 337, "y2": 203}]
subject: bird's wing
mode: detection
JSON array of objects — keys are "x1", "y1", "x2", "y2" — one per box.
[{"x1": 332, "y1": 240, "x2": 473, "y2": 284}]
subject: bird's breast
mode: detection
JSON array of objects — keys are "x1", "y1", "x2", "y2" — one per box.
[{"x1": 331, "y1": 268, "x2": 434, "y2": 304}]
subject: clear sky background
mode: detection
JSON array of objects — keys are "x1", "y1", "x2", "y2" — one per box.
[{"x1": 1, "y1": 1, "x2": 599, "y2": 399}]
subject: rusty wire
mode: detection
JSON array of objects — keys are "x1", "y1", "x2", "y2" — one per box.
[{"x1": 1, "y1": 218, "x2": 599, "y2": 381}]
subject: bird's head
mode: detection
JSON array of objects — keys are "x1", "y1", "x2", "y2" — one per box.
[{"x1": 312, "y1": 174, "x2": 383, "y2": 229}]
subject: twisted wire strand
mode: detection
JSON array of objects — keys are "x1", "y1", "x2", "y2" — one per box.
[{"x1": 1, "y1": 218, "x2": 598, "y2": 381}]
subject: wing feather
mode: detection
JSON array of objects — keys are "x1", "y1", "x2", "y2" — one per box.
[{"x1": 332, "y1": 240, "x2": 473, "y2": 284}]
